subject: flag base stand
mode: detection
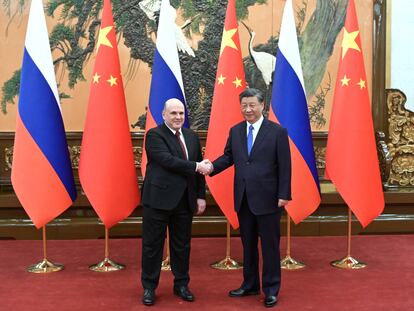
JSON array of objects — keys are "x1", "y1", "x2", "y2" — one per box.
[
  {"x1": 210, "y1": 222, "x2": 242, "y2": 270},
  {"x1": 331, "y1": 208, "x2": 367, "y2": 270},
  {"x1": 330, "y1": 256, "x2": 366, "y2": 270},
  {"x1": 161, "y1": 256, "x2": 171, "y2": 271},
  {"x1": 211, "y1": 256, "x2": 243, "y2": 270},
  {"x1": 28, "y1": 259, "x2": 64, "y2": 273},
  {"x1": 89, "y1": 257, "x2": 125, "y2": 272},
  {"x1": 161, "y1": 230, "x2": 171, "y2": 271},
  {"x1": 281, "y1": 255, "x2": 305, "y2": 270},
  {"x1": 281, "y1": 215, "x2": 305, "y2": 270},
  {"x1": 89, "y1": 228, "x2": 125, "y2": 272},
  {"x1": 28, "y1": 227, "x2": 64, "y2": 273}
]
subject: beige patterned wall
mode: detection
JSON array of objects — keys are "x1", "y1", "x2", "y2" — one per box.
[{"x1": 0, "y1": 0, "x2": 373, "y2": 132}]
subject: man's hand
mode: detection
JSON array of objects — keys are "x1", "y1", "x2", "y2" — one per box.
[
  {"x1": 196, "y1": 199, "x2": 206, "y2": 215},
  {"x1": 278, "y1": 199, "x2": 289, "y2": 207},
  {"x1": 203, "y1": 159, "x2": 214, "y2": 175},
  {"x1": 196, "y1": 159, "x2": 213, "y2": 175}
]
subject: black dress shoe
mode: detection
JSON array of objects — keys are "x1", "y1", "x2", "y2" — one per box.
[
  {"x1": 173, "y1": 286, "x2": 194, "y2": 302},
  {"x1": 142, "y1": 289, "x2": 155, "y2": 306},
  {"x1": 264, "y1": 295, "x2": 278, "y2": 308},
  {"x1": 228, "y1": 287, "x2": 260, "y2": 297}
]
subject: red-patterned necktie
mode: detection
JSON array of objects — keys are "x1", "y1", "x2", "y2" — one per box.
[{"x1": 175, "y1": 130, "x2": 188, "y2": 160}]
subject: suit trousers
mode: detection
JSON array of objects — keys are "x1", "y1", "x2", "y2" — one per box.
[
  {"x1": 238, "y1": 194, "x2": 282, "y2": 296},
  {"x1": 141, "y1": 190, "x2": 193, "y2": 290}
]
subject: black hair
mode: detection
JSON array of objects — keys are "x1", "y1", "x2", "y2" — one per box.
[{"x1": 239, "y1": 88, "x2": 264, "y2": 103}]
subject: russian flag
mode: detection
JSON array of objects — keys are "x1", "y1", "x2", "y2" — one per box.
[
  {"x1": 11, "y1": 0, "x2": 76, "y2": 229},
  {"x1": 270, "y1": 0, "x2": 320, "y2": 223},
  {"x1": 141, "y1": 0, "x2": 188, "y2": 177}
]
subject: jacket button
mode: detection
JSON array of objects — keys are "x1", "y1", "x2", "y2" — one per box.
[{"x1": 246, "y1": 161, "x2": 250, "y2": 165}]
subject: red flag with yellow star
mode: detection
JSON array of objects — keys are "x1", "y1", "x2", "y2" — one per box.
[
  {"x1": 205, "y1": 0, "x2": 245, "y2": 229},
  {"x1": 325, "y1": 0, "x2": 384, "y2": 227},
  {"x1": 79, "y1": 0, "x2": 140, "y2": 229}
]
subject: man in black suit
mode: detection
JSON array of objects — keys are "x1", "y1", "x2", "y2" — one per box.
[
  {"x1": 209, "y1": 88, "x2": 291, "y2": 308},
  {"x1": 140, "y1": 98, "x2": 211, "y2": 306}
]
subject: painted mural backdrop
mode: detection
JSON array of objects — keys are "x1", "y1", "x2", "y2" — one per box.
[{"x1": 0, "y1": 0, "x2": 373, "y2": 131}]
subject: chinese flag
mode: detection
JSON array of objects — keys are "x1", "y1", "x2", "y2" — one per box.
[
  {"x1": 205, "y1": 0, "x2": 246, "y2": 229},
  {"x1": 325, "y1": 0, "x2": 384, "y2": 228},
  {"x1": 79, "y1": 0, "x2": 140, "y2": 229}
]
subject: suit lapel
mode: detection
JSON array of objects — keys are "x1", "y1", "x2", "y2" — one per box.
[
  {"x1": 249, "y1": 119, "x2": 270, "y2": 158},
  {"x1": 239, "y1": 122, "x2": 248, "y2": 157},
  {"x1": 182, "y1": 128, "x2": 193, "y2": 160},
  {"x1": 161, "y1": 123, "x2": 186, "y2": 160}
]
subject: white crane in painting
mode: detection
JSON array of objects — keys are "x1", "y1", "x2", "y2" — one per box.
[
  {"x1": 241, "y1": 21, "x2": 276, "y2": 87},
  {"x1": 139, "y1": 0, "x2": 196, "y2": 57}
]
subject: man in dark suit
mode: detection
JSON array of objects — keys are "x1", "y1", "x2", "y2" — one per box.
[
  {"x1": 140, "y1": 98, "x2": 210, "y2": 306},
  {"x1": 209, "y1": 88, "x2": 291, "y2": 308}
]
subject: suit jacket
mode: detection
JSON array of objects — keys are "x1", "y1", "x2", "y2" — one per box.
[
  {"x1": 142, "y1": 123, "x2": 206, "y2": 212},
  {"x1": 211, "y1": 119, "x2": 291, "y2": 215}
]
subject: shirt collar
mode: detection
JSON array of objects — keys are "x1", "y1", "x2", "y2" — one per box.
[
  {"x1": 246, "y1": 115, "x2": 264, "y2": 131},
  {"x1": 165, "y1": 122, "x2": 182, "y2": 136}
]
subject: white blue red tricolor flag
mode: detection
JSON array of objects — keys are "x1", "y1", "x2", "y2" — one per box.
[
  {"x1": 11, "y1": 0, "x2": 76, "y2": 229},
  {"x1": 270, "y1": 0, "x2": 320, "y2": 223},
  {"x1": 141, "y1": 0, "x2": 188, "y2": 176}
]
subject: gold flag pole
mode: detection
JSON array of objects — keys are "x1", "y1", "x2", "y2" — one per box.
[
  {"x1": 211, "y1": 221, "x2": 242, "y2": 270},
  {"x1": 89, "y1": 228, "x2": 125, "y2": 272},
  {"x1": 27, "y1": 226, "x2": 64, "y2": 273},
  {"x1": 331, "y1": 207, "x2": 366, "y2": 269},
  {"x1": 161, "y1": 228, "x2": 171, "y2": 271},
  {"x1": 281, "y1": 214, "x2": 305, "y2": 270}
]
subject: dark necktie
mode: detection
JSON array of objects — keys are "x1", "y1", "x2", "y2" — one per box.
[
  {"x1": 247, "y1": 124, "x2": 254, "y2": 155},
  {"x1": 175, "y1": 130, "x2": 188, "y2": 160}
]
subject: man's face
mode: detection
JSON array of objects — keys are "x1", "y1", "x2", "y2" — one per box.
[
  {"x1": 240, "y1": 96, "x2": 264, "y2": 123},
  {"x1": 162, "y1": 99, "x2": 185, "y2": 131}
]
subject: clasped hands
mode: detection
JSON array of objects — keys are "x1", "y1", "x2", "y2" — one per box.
[{"x1": 196, "y1": 159, "x2": 213, "y2": 175}]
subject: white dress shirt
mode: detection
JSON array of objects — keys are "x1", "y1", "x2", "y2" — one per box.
[
  {"x1": 246, "y1": 115, "x2": 264, "y2": 146},
  {"x1": 165, "y1": 123, "x2": 189, "y2": 159}
]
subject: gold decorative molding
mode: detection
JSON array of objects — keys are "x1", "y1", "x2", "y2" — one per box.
[
  {"x1": 314, "y1": 146, "x2": 326, "y2": 169},
  {"x1": 376, "y1": 131, "x2": 392, "y2": 187},
  {"x1": 4, "y1": 144, "x2": 142, "y2": 171},
  {"x1": 133, "y1": 146, "x2": 143, "y2": 168},
  {"x1": 386, "y1": 89, "x2": 414, "y2": 186},
  {"x1": 68, "y1": 146, "x2": 81, "y2": 169},
  {"x1": 4, "y1": 146, "x2": 13, "y2": 171}
]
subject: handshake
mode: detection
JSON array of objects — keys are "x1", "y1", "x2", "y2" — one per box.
[{"x1": 196, "y1": 159, "x2": 214, "y2": 175}]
